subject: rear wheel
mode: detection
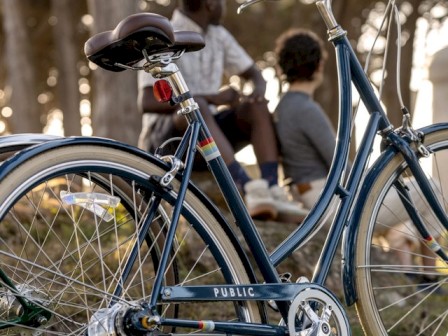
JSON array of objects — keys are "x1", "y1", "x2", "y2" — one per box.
[
  {"x1": 0, "y1": 145, "x2": 260, "y2": 335},
  {"x1": 356, "y1": 128, "x2": 448, "y2": 335}
]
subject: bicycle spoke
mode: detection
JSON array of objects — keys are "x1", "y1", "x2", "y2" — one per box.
[
  {"x1": 0, "y1": 144, "x2": 260, "y2": 335},
  {"x1": 356, "y1": 129, "x2": 448, "y2": 334}
]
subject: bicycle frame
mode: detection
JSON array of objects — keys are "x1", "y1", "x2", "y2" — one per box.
[
  {"x1": 1, "y1": 1, "x2": 447, "y2": 334},
  {"x1": 140, "y1": 0, "x2": 448, "y2": 328}
]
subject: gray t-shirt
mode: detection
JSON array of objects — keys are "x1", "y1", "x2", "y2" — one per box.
[{"x1": 274, "y1": 91, "x2": 336, "y2": 184}]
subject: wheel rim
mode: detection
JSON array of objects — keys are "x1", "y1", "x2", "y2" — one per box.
[
  {"x1": 0, "y1": 156, "x2": 258, "y2": 335},
  {"x1": 357, "y1": 131, "x2": 448, "y2": 335}
]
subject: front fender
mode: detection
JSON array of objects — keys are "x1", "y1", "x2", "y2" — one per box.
[
  {"x1": 342, "y1": 122, "x2": 448, "y2": 306},
  {"x1": 342, "y1": 147, "x2": 396, "y2": 306}
]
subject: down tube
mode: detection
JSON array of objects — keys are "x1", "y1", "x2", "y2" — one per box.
[
  {"x1": 204, "y1": 140, "x2": 291, "y2": 319},
  {"x1": 205, "y1": 153, "x2": 281, "y2": 283},
  {"x1": 190, "y1": 108, "x2": 281, "y2": 285}
]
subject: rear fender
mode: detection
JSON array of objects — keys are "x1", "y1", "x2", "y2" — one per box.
[{"x1": 0, "y1": 136, "x2": 265, "y2": 318}]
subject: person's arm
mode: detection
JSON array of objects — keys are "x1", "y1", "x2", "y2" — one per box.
[
  {"x1": 138, "y1": 84, "x2": 241, "y2": 113},
  {"x1": 239, "y1": 64, "x2": 267, "y2": 102},
  {"x1": 199, "y1": 86, "x2": 241, "y2": 108},
  {"x1": 219, "y1": 27, "x2": 266, "y2": 102}
]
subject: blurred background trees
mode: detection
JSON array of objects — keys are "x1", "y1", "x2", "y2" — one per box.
[{"x1": 0, "y1": 0, "x2": 446, "y2": 146}]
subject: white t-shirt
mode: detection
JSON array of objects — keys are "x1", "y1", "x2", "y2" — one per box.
[{"x1": 138, "y1": 9, "x2": 254, "y2": 96}]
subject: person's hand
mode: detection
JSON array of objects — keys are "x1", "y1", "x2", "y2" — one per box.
[
  {"x1": 241, "y1": 86, "x2": 267, "y2": 104},
  {"x1": 216, "y1": 86, "x2": 241, "y2": 107},
  {"x1": 244, "y1": 92, "x2": 267, "y2": 104},
  {"x1": 202, "y1": 86, "x2": 241, "y2": 107}
]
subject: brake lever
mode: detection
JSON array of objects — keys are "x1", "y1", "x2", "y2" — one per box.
[{"x1": 237, "y1": 0, "x2": 265, "y2": 14}]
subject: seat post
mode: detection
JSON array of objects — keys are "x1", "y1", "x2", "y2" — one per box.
[{"x1": 146, "y1": 61, "x2": 198, "y2": 115}]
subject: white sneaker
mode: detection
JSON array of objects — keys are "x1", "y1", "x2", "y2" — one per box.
[
  {"x1": 244, "y1": 179, "x2": 277, "y2": 220},
  {"x1": 270, "y1": 185, "x2": 309, "y2": 223}
]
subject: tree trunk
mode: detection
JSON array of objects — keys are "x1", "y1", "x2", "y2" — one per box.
[
  {"x1": 86, "y1": 0, "x2": 140, "y2": 145},
  {"x1": 1, "y1": 0, "x2": 42, "y2": 133},
  {"x1": 51, "y1": 0, "x2": 82, "y2": 136}
]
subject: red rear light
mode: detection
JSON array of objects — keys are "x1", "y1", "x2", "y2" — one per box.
[{"x1": 153, "y1": 80, "x2": 173, "y2": 103}]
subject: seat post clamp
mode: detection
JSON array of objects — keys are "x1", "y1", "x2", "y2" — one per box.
[
  {"x1": 177, "y1": 102, "x2": 199, "y2": 115},
  {"x1": 170, "y1": 91, "x2": 192, "y2": 105}
]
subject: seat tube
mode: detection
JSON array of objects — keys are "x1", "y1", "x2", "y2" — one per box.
[{"x1": 149, "y1": 63, "x2": 200, "y2": 124}]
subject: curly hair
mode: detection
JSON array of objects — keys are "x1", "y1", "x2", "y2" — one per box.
[{"x1": 275, "y1": 29, "x2": 326, "y2": 83}]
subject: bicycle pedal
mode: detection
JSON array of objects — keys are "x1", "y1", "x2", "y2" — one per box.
[{"x1": 279, "y1": 272, "x2": 292, "y2": 283}]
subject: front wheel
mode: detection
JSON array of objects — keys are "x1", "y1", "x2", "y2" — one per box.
[
  {"x1": 0, "y1": 144, "x2": 261, "y2": 335},
  {"x1": 356, "y1": 127, "x2": 448, "y2": 335}
]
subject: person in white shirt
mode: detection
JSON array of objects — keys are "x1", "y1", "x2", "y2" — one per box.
[{"x1": 137, "y1": 0, "x2": 307, "y2": 222}]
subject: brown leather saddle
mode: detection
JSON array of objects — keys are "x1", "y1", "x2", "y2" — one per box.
[{"x1": 84, "y1": 13, "x2": 205, "y2": 72}]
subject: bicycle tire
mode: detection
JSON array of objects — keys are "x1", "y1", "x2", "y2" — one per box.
[
  {"x1": 355, "y1": 127, "x2": 448, "y2": 335},
  {"x1": 0, "y1": 144, "x2": 261, "y2": 335}
]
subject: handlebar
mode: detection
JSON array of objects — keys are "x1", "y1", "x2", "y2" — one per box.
[
  {"x1": 237, "y1": 0, "x2": 266, "y2": 14},
  {"x1": 237, "y1": 0, "x2": 339, "y2": 31}
]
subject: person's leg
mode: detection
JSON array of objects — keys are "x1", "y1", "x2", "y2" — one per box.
[
  {"x1": 224, "y1": 100, "x2": 307, "y2": 222},
  {"x1": 211, "y1": 104, "x2": 278, "y2": 219},
  {"x1": 233, "y1": 100, "x2": 280, "y2": 186},
  {"x1": 193, "y1": 98, "x2": 252, "y2": 189},
  {"x1": 139, "y1": 113, "x2": 179, "y2": 154},
  {"x1": 193, "y1": 98, "x2": 236, "y2": 165},
  {"x1": 194, "y1": 99, "x2": 277, "y2": 218},
  {"x1": 213, "y1": 106, "x2": 276, "y2": 189},
  {"x1": 235, "y1": 101, "x2": 278, "y2": 161}
]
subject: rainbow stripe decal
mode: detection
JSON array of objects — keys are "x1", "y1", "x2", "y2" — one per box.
[
  {"x1": 425, "y1": 236, "x2": 441, "y2": 252},
  {"x1": 198, "y1": 320, "x2": 215, "y2": 331},
  {"x1": 199, "y1": 137, "x2": 220, "y2": 161}
]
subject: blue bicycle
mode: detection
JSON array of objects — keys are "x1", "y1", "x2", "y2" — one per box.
[{"x1": 0, "y1": 0, "x2": 446, "y2": 335}]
